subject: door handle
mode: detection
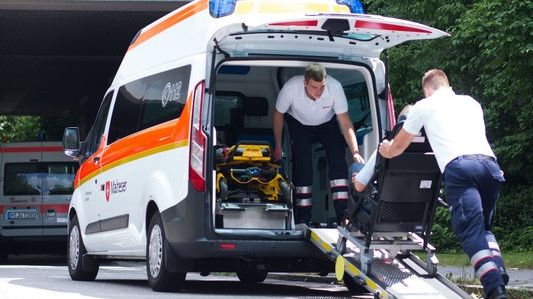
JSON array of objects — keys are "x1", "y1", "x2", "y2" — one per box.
[{"x1": 93, "y1": 157, "x2": 100, "y2": 164}]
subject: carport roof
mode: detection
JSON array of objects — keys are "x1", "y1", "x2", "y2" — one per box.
[{"x1": 0, "y1": 0, "x2": 190, "y2": 117}]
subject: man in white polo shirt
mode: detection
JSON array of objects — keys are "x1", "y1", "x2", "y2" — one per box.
[
  {"x1": 378, "y1": 69, "x2": 507, "y2": 299},
  {"x1": 272, "y1": 63, "x2": 363, "y2": 226}
]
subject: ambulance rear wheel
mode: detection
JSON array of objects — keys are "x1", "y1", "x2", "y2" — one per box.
[
  {"x1": 147, "y1": 212, "x2": 186, "y2": 292},
  {"x1": 236, "y1": 269, "x2": 268, "y2": 284},
  {"x1": 0, "y1": 248, "x2": 7, "y2": 264},
  {"x1": 68, "y1": 215, "x2": 99, "y2": 281}
]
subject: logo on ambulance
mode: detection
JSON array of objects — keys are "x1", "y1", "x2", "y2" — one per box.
[
  {"x1": 161, "y1": 81, "x2": 183, "y2": 107},
  {"x1": 101, "y1": 180, "x2": 127, "y2": 202}
]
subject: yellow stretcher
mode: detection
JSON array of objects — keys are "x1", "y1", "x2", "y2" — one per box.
[{"x1": 215, "y1": 141, "x2": 291, "y2": 203}]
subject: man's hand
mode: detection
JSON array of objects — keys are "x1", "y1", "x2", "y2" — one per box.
[
  {"x1": 353, "y1": 152, "x2": 364, "y2": 163},
  {"x1": 378, "y1": 139, "x2": 392, "y2": 158}
]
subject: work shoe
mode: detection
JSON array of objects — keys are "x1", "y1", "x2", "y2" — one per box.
[
  {"x1": 500, "y1": 267, "x2": 509, "y2": 285},
  {"x1": 486, "y1": 286, "x2": 507, "y2": 299}
]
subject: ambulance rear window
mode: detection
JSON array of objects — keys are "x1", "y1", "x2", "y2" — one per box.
[{"x1": 3, "y1": 162, "x2": 78, "y2": 196}]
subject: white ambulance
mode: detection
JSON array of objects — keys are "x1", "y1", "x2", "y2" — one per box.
[
  {"x1": 0, "y1": 141, "x2": 77, "y2": 261},
  {"x1": 62, "y1": 0, "x2": 448, "y2": 291}
]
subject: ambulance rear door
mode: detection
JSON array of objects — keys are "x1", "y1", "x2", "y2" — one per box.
[
  {"x1": 41, "y1": 142, "x2": 77, "y2": 237},
  {"x1": 210, "y1": 13, "x2": 448, "y2": 61}
]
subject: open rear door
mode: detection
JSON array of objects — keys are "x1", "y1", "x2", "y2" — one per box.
[{"x1": 211, "y1": 13, "x2": 448, "y2": 58}]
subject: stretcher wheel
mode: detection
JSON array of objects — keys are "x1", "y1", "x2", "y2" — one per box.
[
  {"x1": 360, "y1": 252, "x2": 372, "y2": 275},
  {"x1": 219, "y1": 178, "x2": 228, "y2": 200},
  {"x1": 426, "y1": 252, "x2": 438, "y2": 277},
  {"x1": 427, "y1": 261, "x2": 437, "y2": 277},
  {"x1": 279, "y1": 181, "x2": 291, "y2": 205},
  {"x1": 336, "y1": 236, "x2": 347, "y2": 254},
  {"x1": 343, "y1": 272, "x2": 367, "y2": 293}
]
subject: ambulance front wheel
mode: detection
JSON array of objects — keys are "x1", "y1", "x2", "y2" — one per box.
[
  {"x1": 68, "y1": 215, "x2": 99, "y2": 281},
  {"x1": 147, "y1": 212, "x2": 186, "y2": 292},
  {"x1": 236, "y1": 269, "x2": 268, "y2": 284}
]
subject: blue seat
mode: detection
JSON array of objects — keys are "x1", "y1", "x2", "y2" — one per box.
[{"x1": 235, "y1": 97, "x2": 274, "y2": 147}]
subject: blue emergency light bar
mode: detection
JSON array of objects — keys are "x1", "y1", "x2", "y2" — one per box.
[
  {"x1": 209, "y1": 0, "x2": 365, "y2": 18},
  {"x1": 209, "y1": 0, "x2": 236, "y2": 18},
  {"x1": 336, "y1": 0, "x2": 365, "y2": 14}
]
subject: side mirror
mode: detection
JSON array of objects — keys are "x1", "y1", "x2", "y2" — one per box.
[{"x1": 63, "y1": 127, "x2": 81, "y2": 158}]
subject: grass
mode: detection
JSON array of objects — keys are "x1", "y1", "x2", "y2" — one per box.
[
  {"x1": 415, "y1": 251, "x2": 533, "y2": 299},
  {"x1": 416, "y1": 250, "x2": 533, "y2": 269}
]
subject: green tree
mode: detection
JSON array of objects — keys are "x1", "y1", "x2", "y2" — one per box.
[
  {"x1": 448, "y1": 0, "x2": 533, "y2": 185},
  {"x1": 365, "y1": 0, "x2": 533, "y2": 250},
  {"x1": 0, "y1": 115, "x2": 42, "y2": 143}
]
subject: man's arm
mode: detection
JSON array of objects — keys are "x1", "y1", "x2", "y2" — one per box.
[
  {"x1": 272, "y1": 109, "x2": 284, "y2": 161},
  {"x1": 378, "y1": 128, "x2": 415, "y2": 158},
  {"x1": 336, "y1": 112, "x2": 364, "y2": 163}
]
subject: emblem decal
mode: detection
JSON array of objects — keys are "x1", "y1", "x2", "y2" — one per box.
[
  {"x1": 101, "y1": 180, "x2": 127, "y2": 202},
  {"x1": 161, "y1": 81, "x2": 183, "y2": 107}
]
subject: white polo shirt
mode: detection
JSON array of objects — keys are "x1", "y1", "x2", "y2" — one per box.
[
  {"x1": 402, "y1": 87, "x2": 495, "y2": 172},
  {"x1": 275, "y1": 75, "x2": 348, "y2": 126}
]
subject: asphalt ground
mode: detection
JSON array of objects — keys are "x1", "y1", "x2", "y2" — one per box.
[{"x1": 3, "y1": 253, "x2": 532, "y2": 296}]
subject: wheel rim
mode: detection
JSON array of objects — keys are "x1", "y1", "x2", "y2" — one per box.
[
  {"x1": 148, "y1": 224, "x2": 163, "y2": 278},
  {"x1": 69, "y1": 225, "x2": 80, "y2": 270}
]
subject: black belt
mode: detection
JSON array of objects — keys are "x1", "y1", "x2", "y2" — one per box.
[{"x1": 458, "y1": 154, "x2": 494, "y2": 161}]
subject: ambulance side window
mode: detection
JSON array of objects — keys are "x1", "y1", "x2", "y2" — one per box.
[
  {"x1": 108, "y1": 83, "x2": 143, "y2": 144},
  {"x1": 139, "y1": 65, "x2": 191, "y2": 131},
  {"x1": 86, "y1": 92, "x2": 113, "y2": 156},
  {"x1": 106, "y1": 65, "x2": 192, "y2": 144},
  {"x1": 344, "y1": 83, "x2": 371, "y2": 129}
]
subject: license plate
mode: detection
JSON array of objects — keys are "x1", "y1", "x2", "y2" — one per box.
[{"x1": 6, "y1": 209, "x2": 38, "y2": 220}]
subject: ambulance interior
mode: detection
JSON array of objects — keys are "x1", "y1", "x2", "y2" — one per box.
[{"x1": 211, "y1": 60, "x2": 381, "y2": 231}]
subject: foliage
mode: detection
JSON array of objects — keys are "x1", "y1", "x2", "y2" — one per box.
[
  {"x1": 494, "y1": 186, "x2": 533, "y2": 251},
  {"x1": 448, "y1": 0, "x2": 533, "y2": 185},
  {"x1": 0, "y1": 115, "x2": 76, "y2": 143},
  {"x1": 430, "y1": 207, "x2": 461, "y2": 251},
  {"x1": 364, "y1": 0, "x2": 533, "y2": 250},
  {"x1": 431, "y1": 187, "x2": 533, "y2": 252},
  {"x1": 0, "y1": 115, "x2": 42, "y2": 142}
]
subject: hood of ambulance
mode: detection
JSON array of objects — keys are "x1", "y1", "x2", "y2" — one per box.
[{"x1": 211, "y1": 13, "x2": 449, "y2": 59}]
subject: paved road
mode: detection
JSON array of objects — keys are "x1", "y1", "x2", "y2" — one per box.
[
  {"x1": 1, "y1": 254, "x2": 531, "y2": 298},
  {"x1": 0, "y1": 255, "x2": 365, "y2": 299}
]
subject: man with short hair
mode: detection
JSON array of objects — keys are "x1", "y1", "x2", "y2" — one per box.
[
  {"x1": 273, "y1": 63, "x2": 363, "y2": 225},
  {"x1": 379, "y1": 69, "x2": 508, "y2": 299}
]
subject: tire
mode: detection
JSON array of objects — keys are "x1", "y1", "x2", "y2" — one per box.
[
  {"x1": 0, "y1": 248, "x2": 7, "y2": 264},
  {"x1": 146, "y1": 212, "x2": 186, "y2": 292},
  {"x1": 236, "y1": 269, "x2": 268, "y2": 284},
  {"x1": 68, "y1": 215, "x2": 99, "y2": 281},
  {"x1": 343, "y1": 272, "x2": 367, "y2": 293}
]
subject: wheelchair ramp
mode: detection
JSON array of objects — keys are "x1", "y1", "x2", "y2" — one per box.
[{"x1": 309, "y1": 228, "x2": 472, "y2": 299}]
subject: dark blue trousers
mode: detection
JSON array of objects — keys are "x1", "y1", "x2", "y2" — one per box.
[
  {"x1": 286, "y1": 115, "x2": 348, "y2": 223},
  {"x1": 443, "y1": 155, "x2": 506, "y2": 296}
]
